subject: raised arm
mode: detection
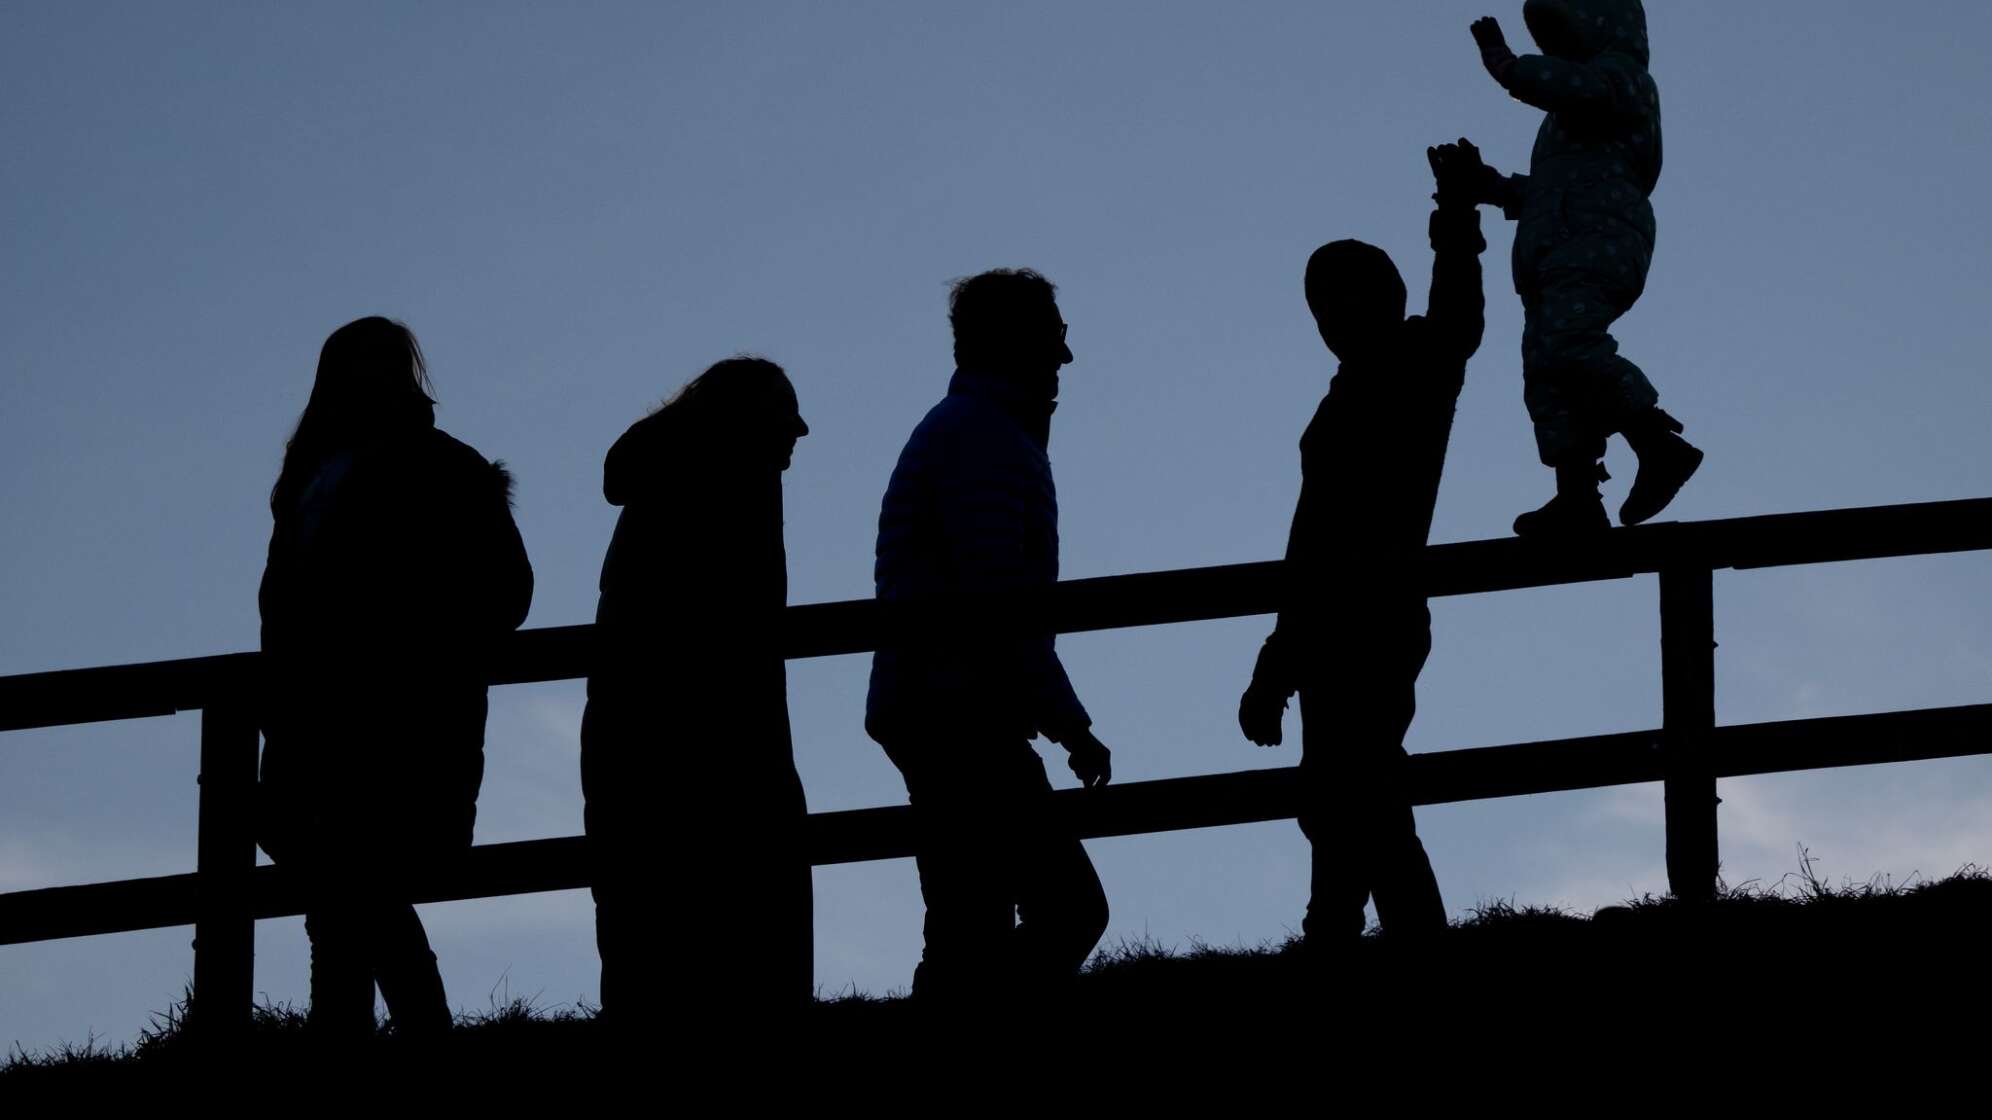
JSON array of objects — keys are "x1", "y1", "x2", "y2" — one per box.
[
  {"x1": 1472, "y1": 16, "x2": 1643, "y2": 119},
  {"x1": 1425, "y1": 141, "x2": 1490, "y2": 363},
  {"x1": 1500, "y1": 54, "x2": 1642, "y2": 117}
]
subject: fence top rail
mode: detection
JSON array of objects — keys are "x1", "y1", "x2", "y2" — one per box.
[{"x1": 3, "y1": 495, "x2": 1989, "y2": 732}]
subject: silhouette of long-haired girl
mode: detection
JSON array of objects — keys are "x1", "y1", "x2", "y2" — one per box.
[{"x1": 258, "y1": 316, "x2": 533, "y2": 1037}]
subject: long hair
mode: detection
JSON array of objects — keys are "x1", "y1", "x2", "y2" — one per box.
[
  {"x1": 272, "y1": 317, "x2": 436, "y2": 514},
  {"x1": 653, "y1": 355, "x2": 791, "y2": 438}
]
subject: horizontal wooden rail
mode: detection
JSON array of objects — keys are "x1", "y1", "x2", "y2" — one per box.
[
  {"x1": 6, "y1": 701, "x2": 1988, "y2": 947},
  {"x1": 4, "y1": 496, "x2": 1989, "y2": 734}
]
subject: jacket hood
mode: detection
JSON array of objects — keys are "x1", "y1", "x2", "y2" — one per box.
[
  {"x1": 602, "y1": 407, "x2": 695, "y2": 507},
  {"x1": 1524, "y1": 0, "x2": 1648, "y2": 66}
]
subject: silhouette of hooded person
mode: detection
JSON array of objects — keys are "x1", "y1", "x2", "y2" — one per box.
[
  {"x1": 581, "y1": 357, "x2": 813, "y2": 1024},
  {"x1": 1238, "y1": 146, "x2": 1492, "y2": 946},
  {"x1": 258, "y1": 316, "x2": 534, "y2": 1037},
  {"x1": 866, "y1": 269, "x2": 1113, "y2": 1004},
  {"x1": 1464, "y1": 0, "x2": 1703, "y2": 534}
]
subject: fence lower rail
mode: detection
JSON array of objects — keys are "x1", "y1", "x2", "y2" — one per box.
[{"x1": 7, "y1": 701, "x2": 1987, "y2": 949}]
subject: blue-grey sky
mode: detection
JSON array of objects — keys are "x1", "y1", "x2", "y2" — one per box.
[{"x1": 5, "y1": 1, "x2": 1992, "y2": 1050}]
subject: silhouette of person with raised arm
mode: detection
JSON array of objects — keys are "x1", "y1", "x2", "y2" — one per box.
[
  {"x1": 581, "y1": 358, "x2": 813, "y2": 1026},
  {"x1": 1464, "y1": 1, "x2": 1702, "y2": 536},
  {"x1": 258, "y1": 316, "x2": 533, "y2": 1037},
  {"x1": 1238, "y1": 145, "x2": 1492, "y2": 949},
  {"x1": 867, "y1": 270, "x2": 1112, "y2": 1004}
]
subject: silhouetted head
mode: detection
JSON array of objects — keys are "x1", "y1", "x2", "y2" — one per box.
[
  {"x1": 272, "y1": 316, "x2": 436, "y2": 513},
  {"x1": 1523, "y1": 0, "x2": 1650, "y2": 65},
  {"x1": 949, "y1": 268, "x2": 1072, "y2": 399},
  {"x1": 658, "y1": 356, "x2": 808, "y2": 472},
  {"x1": 1304, "y1": 240, "x2": 1407, "y2": 364}
]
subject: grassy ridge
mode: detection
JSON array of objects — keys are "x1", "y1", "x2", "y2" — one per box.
[{"x1": 8, "y1": 861, "x2": 1987, "y2": 1082}]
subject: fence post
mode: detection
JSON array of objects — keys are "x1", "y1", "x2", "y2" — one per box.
[
  {"x1": 192, "y1": 696, "x2": 259, "y2": 1037},
  {"x1": 1659, "y1": 566, "x2": 1718, "y2": 902}
]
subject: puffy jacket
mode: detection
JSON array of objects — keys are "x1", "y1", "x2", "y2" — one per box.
[
  {"x1": 865, "y1": 371, "x2": 1089, "y2": 743},
  {"x1": 1487, "y1": 0, "x2": 1662, "y2": 282}
]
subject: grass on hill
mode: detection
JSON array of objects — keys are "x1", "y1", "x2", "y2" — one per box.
[{"x1": 7, "y1": 854, "x2": 1988, "y2": 1083}]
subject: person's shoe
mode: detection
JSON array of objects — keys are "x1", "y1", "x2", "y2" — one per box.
[
  {"x1": 1619, "y1": 410, "x2": 1704, "y2": 526},
  {"x1": 1514, "y1": 462, "x2": 1610, "y2": 538},
  {"x1": 1513, "y1": 492, "x2": 1610, "y2": 537}
]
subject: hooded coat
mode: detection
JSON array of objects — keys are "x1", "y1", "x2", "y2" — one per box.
[
  {"x1": 258, "y1": 423, "x2": 533, "y2": 861},
  {"x1": 579, "y1": 404, "x2": 810, "y2": 1012},
  {"x1": 1489, "y1": 0, "x2": 1661, "y2": 290},
  {"x1": 582, "y1": 406, "x2": 793, "y2": 751},
  {"x1": 1484, "y1": 0, "x2": 1665, "y2": 464}
]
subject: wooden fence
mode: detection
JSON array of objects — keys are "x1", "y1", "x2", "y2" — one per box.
[{"x1": 3, "y1": 496, "x2": 1989, "y2": 1034}]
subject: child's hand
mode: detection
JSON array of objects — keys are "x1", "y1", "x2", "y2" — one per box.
[
  {"x1": 1470, "y1": 16, "x2": 1509, "y2": 52},
  {"x1": 1471, "y1": 16, "x2": 1518, "y2": 83}
]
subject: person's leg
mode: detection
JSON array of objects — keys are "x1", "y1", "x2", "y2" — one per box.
[
  {"x1": 282, "y1": 764, "x2": 378, "y2": 1037},
  {"x1": 302, "y1": 844, "x2": 383, "y2": 1038},
  {"x1": 330, "y1": 809, "x2": 454, "y2": 1037},
  {"x1": 339, "y1": 695, "x2": 478, "y2": 1038},
  {"x1": 585, "y1": 822, "x2": 629, "y2": 1020},
  {"x1": 1299, "y1": 627, "x2": 1445, "y2": 942},
  {"x1": 1527, "y1": 259, "x2": 1700, "y2": 527},
  {"x1": 1297, "y1": 690, "x2": 1383, "y2": 945},
  {"x1": 772, "y1": 764, "x2": 816, "y2": 1009},
  {"x1": 1008, "y1": 744, "x2": 1108, "y2": 990},
  {"x1": 712, "y1": 760, "x2": 815, "y2": 1015},
  {"x1": 1521, "y1": 289, "x2": 1628, "y2": 470},
  {"x1": 581, "y1": 700, "x2": 647, "y2": 1022},
  {"x1": 886, "y1": 739, "x2": 1015, "y2": 1004},
  {"x1": 1529, "y1": 282, "x2": 1658, "y2": 453},
  {"x1": 1357, "y1": 660, "x2": 1445, "y2": 938},
  {"x1": 369, "y1": 898, "x2": 452, "y2": 1035},
  {"x1": 303, "y1": 902, "x2": 378, "y2": 1038},
  {"x1": 1515, "y1": 288, "x2": 1619, "y2": 537},
  {"x1": 586, "y1": 829, "x2": 651, "y2": 1020}
]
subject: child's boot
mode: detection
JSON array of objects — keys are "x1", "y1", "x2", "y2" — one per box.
[
  {"x1": 1619, "y1": 408, "x2": 1704, "y2": 526},
  {"x1": 1514, "y1": 461, "x2": 1610, "y2": 538}
]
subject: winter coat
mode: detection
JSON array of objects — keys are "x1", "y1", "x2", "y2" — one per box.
[
  {"x1": 581, "y1": 407, "x2": 795, "y2": 789},
  {"x1": 1488, "y1": 0, "x2": 1661, "y2": 294},
  {"x1": 865, "y1": 370, "x2": 1089, "y2": 744},
  {"x1": 579, "y1": 406, "x2": 810, "y2": 1013},
  {"x1": 258, "y1": 424, "x2": 533, "y2": 860}
]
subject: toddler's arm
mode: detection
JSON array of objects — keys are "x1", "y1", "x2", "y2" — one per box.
[{"x1": 1471, "y1": 16, "x2": 1641, "y2": 120}]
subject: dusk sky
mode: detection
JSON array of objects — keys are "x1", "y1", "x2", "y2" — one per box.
[{"x1": 6, "y1": 1, "x2": 1992, "y2": 1050}]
